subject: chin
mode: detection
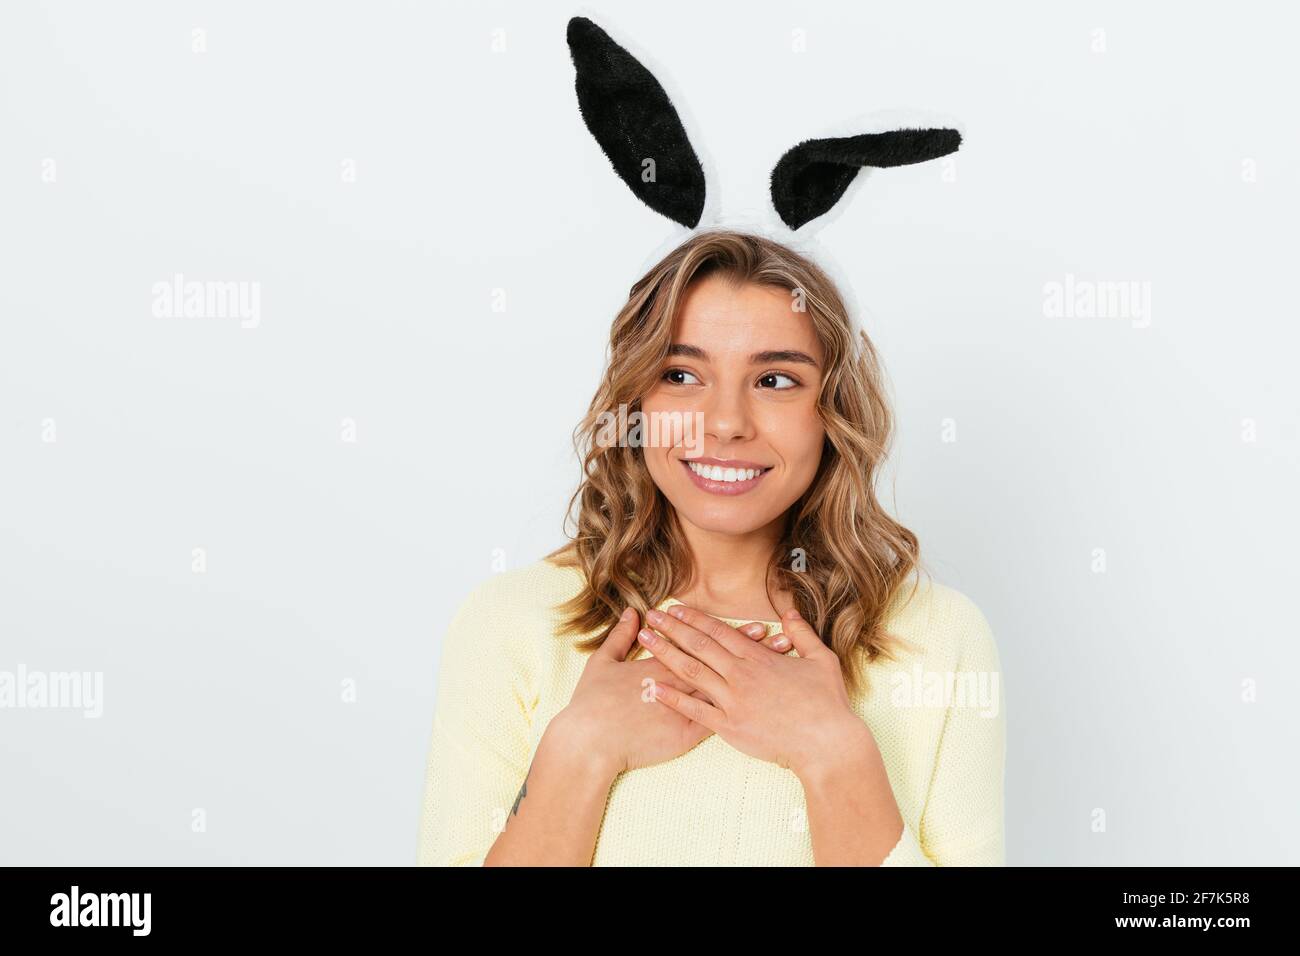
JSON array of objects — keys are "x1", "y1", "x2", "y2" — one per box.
[
  {"x1": 671, "y1": 501, "x2": 781, "y2": 537},
  {"x1": 682, "y1": 516, "x2": 767, "y2": 537}
]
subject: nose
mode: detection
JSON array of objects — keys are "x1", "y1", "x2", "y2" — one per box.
[{"x1": 702, "y1": 379, "x2": 755, "y2": 446}]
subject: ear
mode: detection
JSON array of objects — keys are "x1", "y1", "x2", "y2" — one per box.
[
  {"x1": 769, "y1": 126, "x2": 960, "y2": 231},
  {"x1": 566, "y1": 16, "x2": 707, "y2": 229}
]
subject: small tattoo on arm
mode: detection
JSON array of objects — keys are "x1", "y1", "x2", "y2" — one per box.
[{"x1": 511, "y1": 757, "x2": 535, "y2": 816}]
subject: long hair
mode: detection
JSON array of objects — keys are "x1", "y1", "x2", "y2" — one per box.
[{"x1": 545, "y1": 229, "x2": 927, "y2": 698}]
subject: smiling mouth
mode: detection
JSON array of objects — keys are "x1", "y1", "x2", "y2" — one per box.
[{"x1": 679, "y1": 459, "x2": 772, "y2": 495}]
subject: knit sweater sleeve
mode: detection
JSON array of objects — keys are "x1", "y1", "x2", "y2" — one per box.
[
  {"x1": 417, "y1": 575, "x2": 537, "y2": 866},
  {"x1": 879, "y1": 591, "x2": 1007, "y2": 866}
]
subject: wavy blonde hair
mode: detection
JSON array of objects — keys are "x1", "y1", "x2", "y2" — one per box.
[{"x1": 545, "y1": 229, "x2": 927, "y2": 698}]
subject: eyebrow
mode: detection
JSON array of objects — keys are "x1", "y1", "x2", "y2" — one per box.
[{"x1": 666, "y1": 343, "x2": 820, "y2": 368}]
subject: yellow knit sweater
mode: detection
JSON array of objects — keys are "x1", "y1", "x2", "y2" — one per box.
[{"x1": 417, "y1": 557, "x2": 1006, "y2": 866}]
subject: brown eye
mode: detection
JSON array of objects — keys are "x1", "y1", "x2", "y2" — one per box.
[
  {"x1": 758, "y1": 372, "x2": 798, "y2": 390},
  {"x1": 663, "y1": 368, "x2": 701, "y2": 385}
]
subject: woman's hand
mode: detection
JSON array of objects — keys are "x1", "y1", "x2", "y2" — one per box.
[
  {"x1": 639, "y1": 610, "x2": 793, "y2": 656},
  {"x1": 555, "y1": 607, "x2": 783, "y2": 776},
  {"x1": 637, "y1": 604, "x2": 869, "y2": 777}
]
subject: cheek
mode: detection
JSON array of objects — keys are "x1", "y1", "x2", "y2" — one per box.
[
  {"x1": 761, "y1": 404, "x2": 825, "y2": 468},
  {"x1": 635, "y1": 394, "x2": 676, "y2": 480},
  {"x1": 640, "y1": 389, "x2": 685, "y2": 416},
  {"x1": 638, "y1": 392, "x2": 699, "y2": 455},
  {"x1": 790, "y1": 434, "x2": 826, "y2": 482}
]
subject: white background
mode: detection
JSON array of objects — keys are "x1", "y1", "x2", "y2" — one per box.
[{"x1": 1, "y1": 1, "x2": 1296, "y2": 865}]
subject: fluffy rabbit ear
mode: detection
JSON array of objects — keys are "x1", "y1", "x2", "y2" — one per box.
[
  {"x1": 770, "y1": 123, "x2": 961, "y2": 231},
  {"x1": 566, "y1": 16, "x2": 707, "y2": 229}
]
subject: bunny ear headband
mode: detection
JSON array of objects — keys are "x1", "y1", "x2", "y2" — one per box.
[{"x1": 566, "y1": 13, "x2": 963, "y2": 313}]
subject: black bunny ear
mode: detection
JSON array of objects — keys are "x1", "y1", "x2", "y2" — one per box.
[
  {"x1": 566, "y1": 16, "x2": 706, "y2": 229},
  {"x1": 770, "y1": 127, "x2": 961, "y2": 230}
]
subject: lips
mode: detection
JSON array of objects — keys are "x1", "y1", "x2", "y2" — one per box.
[
  {"x1": 679, "y1": 458, "x2": 771, "y2": 496},
  {"x1": 682, "y1": 456, "x2": 771, "y2": 471}
]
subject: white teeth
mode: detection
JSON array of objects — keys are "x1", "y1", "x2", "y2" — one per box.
[{"x1": 686, "y1": 462, "x2": 765, "y2": 483}]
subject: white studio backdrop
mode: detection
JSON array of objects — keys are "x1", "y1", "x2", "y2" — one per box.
[{"x1": 1, "y1": 1, "x2": 1296, "y2": 865}]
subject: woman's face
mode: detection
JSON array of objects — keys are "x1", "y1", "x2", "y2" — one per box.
[{"x1": 640, "y1": 274, "x2": 827, "y2": 537}]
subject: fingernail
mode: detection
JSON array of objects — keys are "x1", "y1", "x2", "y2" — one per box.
[
  {"x1": 744, "y1": 623, "x2": 765, "y2": 636},
  {"x1": 773, "y1": 636, "x2": 791, "y2": 650},
  {"x1": 621, "y1": 607, "x2": 634, "y2": 621},
  {"x1": 784, "y1": 606, "x2": 801, "y2": 620},
  {"x1": 638, "y1": 629, "x2": 656, "y2": 645},
  {"x1": 668, "y1": 605, "x2": 685, "y2": 619},
  {"x1": 647, "y1": 608, "x2": 664, "y2": 624}
]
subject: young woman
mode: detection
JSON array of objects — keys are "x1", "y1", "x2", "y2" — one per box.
[{"x1": 418, "y1": 230, "x2": 1005, "y2": 866}]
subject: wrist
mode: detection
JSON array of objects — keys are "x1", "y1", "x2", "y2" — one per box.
[
  {"x1": 545, "y1": 708, "x2": 623, "y2": 783},
  {"x1": 793, "y1": 715, "x2": 878, "y2": 787}
]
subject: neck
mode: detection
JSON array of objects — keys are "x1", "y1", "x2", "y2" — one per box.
[{"x1": 673, "y1": 512, "x2": 788, "y2": 618}]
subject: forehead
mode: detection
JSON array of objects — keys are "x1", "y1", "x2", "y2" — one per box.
[{"x1": 673, "y1": 275, "x2": 823, "y2": 360}]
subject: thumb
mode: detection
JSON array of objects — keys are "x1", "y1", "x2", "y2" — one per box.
[
  {"x1": 778, "y1": 605, "x2": 826, "y2": 659},
  {"x1": 602, "y1": 607, "x2": 641, "y2": 661}
]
